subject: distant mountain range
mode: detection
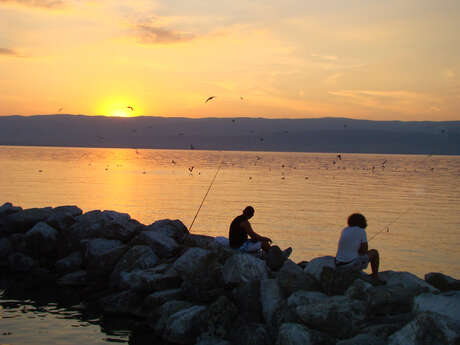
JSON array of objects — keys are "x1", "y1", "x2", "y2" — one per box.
[{"x1": 1, "y1": 115, "x2": 459, "y2": 155}]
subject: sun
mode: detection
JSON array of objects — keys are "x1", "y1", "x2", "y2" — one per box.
[
  {"x1": 112, "y1": 109, "x2": 130, "y2": 117},
  {"x1": 97, "y1": 97, "x2": 141, "y2": 117}
]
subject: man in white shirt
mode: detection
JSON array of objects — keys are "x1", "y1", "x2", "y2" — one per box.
[{"x1": 335, "y1": 213, "x2": 384, "y2": 284}]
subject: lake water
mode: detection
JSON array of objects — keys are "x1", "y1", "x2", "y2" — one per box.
[{"x1": 1, "y1": 145, "x2": 459, "y2": 344}]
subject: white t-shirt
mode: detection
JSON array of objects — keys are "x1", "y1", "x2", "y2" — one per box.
[{"x1": 335, "y1": 226, "x2": 367, "y2": 263}]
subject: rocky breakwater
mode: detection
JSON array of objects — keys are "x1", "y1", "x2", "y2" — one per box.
[{"x1": 1, "y1": 202, "x2": 460, "y2": 345}]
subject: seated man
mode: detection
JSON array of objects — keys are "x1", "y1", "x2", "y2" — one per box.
[
  {"x1": 229, "y1": 206, "x2": 273, "y2": 253},
  {"x1": 335, "y1": 213, "x2": 384, "y2": 284}
]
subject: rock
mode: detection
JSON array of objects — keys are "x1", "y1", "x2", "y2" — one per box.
[
  {"x1": 222, "y1": 253, "x2": 268, "y2": 285},
  {"x1": 146, "y1": 219, "x2": 189, "y2": 243},
  {"x1": 7, "y1": 252, "x2": 38, "y2": 273},
  {"x1": 0, "y1": 202, "x2": 22, "y2": 217},
  {"x1": 195, "y1": 335, "x2": 231, "y2": 345},
  {"x1": 63, "y1": 210, "x2": 143, "y2": 251},
  {"x1": 320, "y1": 266, "x2": 363, "y2": 296},
  {"x1": 296, "y1": 295, "x2": 367, "y2": 338},
  {"x1": 173, "y1": 248, "x2": 216, "y2": 280},
  {"x1": 0, "y1": 237, "x2": 12, "y2": 261},
  {"x1": 304, "y1": 256, "x2": 336, "y2": 281},
  {"x1": 131, "y1": 230, "x2": 180, "y2": 258},
  {"x1": 366, "y1": 284, "x2": 420, "y2": 316},
  {"x1": 287, "y1": 291, "x2": 328, "y2": 309},
  {"x1": 24, "y1": 222, "x2": 58, "y2": 258},
  {"x1": 110, "y1": 245, "x2": 159, "y2": 287},
  {"x1": 345, "y1": 278, "x2": 373, "y2": 301},
  {"x1": 46, "y1": 205, "x2": 82, "y2": 231},
  {"x1": 387, "y1": 312, "x2": 460, "y2": 345},
  {"x1": 260, "y1": 278, "x2": 284, "y2": 331},
  {"x1": 118, "y1": 270, "x2": 181, "y2": 292},
  {"x1": 183, "y1": 234, "x2": 217, "y2": 249},
  {"x1": 154, "y1": 300, "x2": 194, "y2": 334},
  {"x1": 276, "y1": 323, "x2": 316, "y2": 345},
  {"x1": 8, "y1": 233, "x2": 26, "y2": 252},
  {"x1": 81, "y1": 238, "x2": 127, "y2": 276},
  {"x1": 414, "y1": 291, "x2": 460, "y2": 321},
  {"x1": 230, "y1": 323, "x2": 271, "y2": 345},
  {"x1": 266, "y1": 245, "x2": 286, "y2": 271},
  {"x1": 5, "y1": 207, "x2": 53, "y2": 234},
  {"x1": 379, "y1": 271, "x2": 439, "y2": 294},
  {"x1": 425, "y1": 272, "x2": 460, "y2": 292},
  {"x1": 145, "y1": 289, "x2": 184, "y2": 307},
  {"x1": 205, "y1": 296, "x2": 239, "y2": 339},
  {"x1": 277, "y1": 259, "x2": 318, "y2": 295},
  {"x1": 100, "y1": 290, "x2": 145, "y2": 317},
  {"x1": 162, "y1": 305, "x2": 208, "y2": 344},
  {"x1": 55, "y1": 251, "x2": 83, "y2": 274},
  {"x1": 336, "y1": 333, "x2": 385, "y2": 345},
  {"x1": 232, "y1": 280, "x2": 262, "y2": 323},
  {"x1": 57, "y1": 270, "x2": 87, "y2": 286}
]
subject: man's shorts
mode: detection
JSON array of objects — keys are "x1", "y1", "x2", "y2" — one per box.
[
  {"x1": 336, "y1": 254, "x2": 369, "y2": 271},
  {"x1": 239, "y1": 240, "x2": 262, "y2": 253}
]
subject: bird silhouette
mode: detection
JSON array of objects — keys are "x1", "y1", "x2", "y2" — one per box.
[
  {"x1": 337, "y1": 154, "x2": 342, "y2": 160},
  {"x1": 240, "y1": 97, "x2": 244, "y2": 100},
  {"x1": 205, "y1": 96, "x2": 215, "y2": 103},
  {"x1": 58, "y1": 107, "x2": 63, "y2": 112},
  {"x1": 127, "y1": 106, "x2": 134, "y2": 111}
]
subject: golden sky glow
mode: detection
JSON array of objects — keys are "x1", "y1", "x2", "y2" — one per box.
[{"x1": 0, "y1": 0, "x2": 459, "y2": 120}]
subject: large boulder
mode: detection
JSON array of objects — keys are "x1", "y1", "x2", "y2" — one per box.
[
  {"x1": 232, "y1": 280, "x2": 263, "y2": 323},
  {"x1": 173, "y1": 248, "x2": 216, "y2": 280},
  {"x1": 118, "y1": 269, "x2": 181, "y2": 292},
  {"x1": 336, "y1": 333, "x2": 385, "y2": 345},
  {"x1": 379, "y1": 271, "x2": 439, "y2": 294},
  {"x1": 57, "y1": 270, "x2": 87, "y2": 286},
  {"x1": 195, "y1": 335, "x2": 230, "y2": 345},
  {"x1": 230, "y1": 323, "x2": 271, "y2": 345},
  {"x1": 46, "y1": 205, "x2": 82, "y2": 231},
  {"x1": 345, "y1": 278, "x2": 373, "y2": 301},
  {"x1": 63, "y1": 210, "x2": 143, "y2": 251},
  {"x1": 7, "y1": 252, "x2": 38, "y2": 273},
  {"x1": 287, "y1": 291, "x2": 329, "y2": 309},
  {"x1": 154, "y1": 300, "x2": 194, "y2": 335},
  {"x1": 0, "y1": 202, "x2": 22, "y2": 217},
  {"x1": 146, "y1": 219, "x2": 189, "y2": 243},
  {"x1": 366, "y1": 284, "x2": 420, "y2": 316},
  {"x1": 260, "y1": 279, "x2": 284, "y2": 332},
  {"x1": 222, "y1": 253, "x2": 268, "y2": 285},
  {"x1": 276, "y1": 323, "x2": 334, "y2": 345},
  {"x1": 162, "y1": 305, "x2": 208, "y2": 344},
  {"x1": 204, "y1": 295, "x2": 239, "y2": 339},
  {"x1": 55, "y1": 251, "x2": 83, "y2": 274},
  {"x1": 304, "y1": 256, "x2": 336, "y2": 281},
  {"x1": 387, "y1": 312, "x2": 460, "y2": 345},
  {"x1": 0, "y1": 237, "x2": 12, "y2": 262},
  {"x1": 100, "y1": 290, "x2": 146, "y2": 317},
  {"x1": 24, "y1": 222, "x2": 58, "y2": 258},
  {"x1": 414, "y1": 291, "x2": 460, "y2": 321},
  {"x1": 145, "y1": 289, "x2": 184, "y2": 307},
  {"x1": 425, "y1": 272, "x2": 460, "y2": 292},
  {"x1": 183, "y1": 234, "x2": 235, "y2": 263},
  {"x1": 277, "y1": 260, "x2": 318, "y2": 295},
  {"x1": 296, "y1": 295, "x2": 367, "y2": 339},
  {"x1": 81, "y1": 238, "x2": 127, "y2": 277},
  {"x1": 6, "y1": 207, "x2": 53, "y2": 234},
  {"x1": 131, "y1": 230, "x2": 180, "y2": 258},
  {"x1": 110, "y1": 245, "x2": 159, "y2": 287}
]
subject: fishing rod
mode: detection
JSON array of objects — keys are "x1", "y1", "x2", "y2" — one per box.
[{"x1": 189, "y1": 158, "x2": 224, "y2": 231}]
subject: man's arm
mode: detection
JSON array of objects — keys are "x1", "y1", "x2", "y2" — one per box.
[{"x1": 241, "y1": 220, "x2": 272, "y2": 243}]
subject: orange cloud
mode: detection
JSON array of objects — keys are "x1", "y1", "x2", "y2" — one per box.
[
  {"x1": 135, "y1": 24, "x2": 195, "y2": 44},
  {"x1": 0, "y1": 0, "x2": 64, "y2": 8},
  {"x1": 0, "y1": 47, "x2": 17, "y2": 56}
]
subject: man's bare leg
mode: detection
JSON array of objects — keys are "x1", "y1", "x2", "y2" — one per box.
[{"x1": 368, "y1": 249, "x2": 384, "y2": 284}]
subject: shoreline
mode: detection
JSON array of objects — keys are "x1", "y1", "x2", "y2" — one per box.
[{"x1": 1, "y1": 202, "x2": 459, "y2": 344}]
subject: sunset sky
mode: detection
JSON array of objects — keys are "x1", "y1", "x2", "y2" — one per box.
[{"x1": 1, "y1": 0, "x2": 459, "y2": 120}]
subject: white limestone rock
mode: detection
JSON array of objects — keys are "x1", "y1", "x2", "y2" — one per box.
[
  {"x1": 173, "y1": 247, "x2": 216, "y2": 280},
  {"x1": 303, "y1": 256, "x2": 336, "y2": 281},
  {"x1": 222, "y1": 253, "x2": 268, "y2": 285},
  {"x1": 414, "y1": 291, "x2": 460, "y2": 321}
]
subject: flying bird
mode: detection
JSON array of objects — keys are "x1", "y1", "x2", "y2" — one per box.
[
  {"x1": 205, "y1": 96, "x2": 215, "y2": 103},
  {"x1": 240, "y1": 97, "x2": 244, "y2": 100},
  {"x1": 127, "y1": 106, "x2": 134, "y2": 111},
  {"x1": 58, "y1": 107, "x2": 63, "y2": 112}
]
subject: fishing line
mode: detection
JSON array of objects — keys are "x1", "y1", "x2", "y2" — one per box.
[{"x1": 189, "y1": 158, "x2": 224, "y2": 231}]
